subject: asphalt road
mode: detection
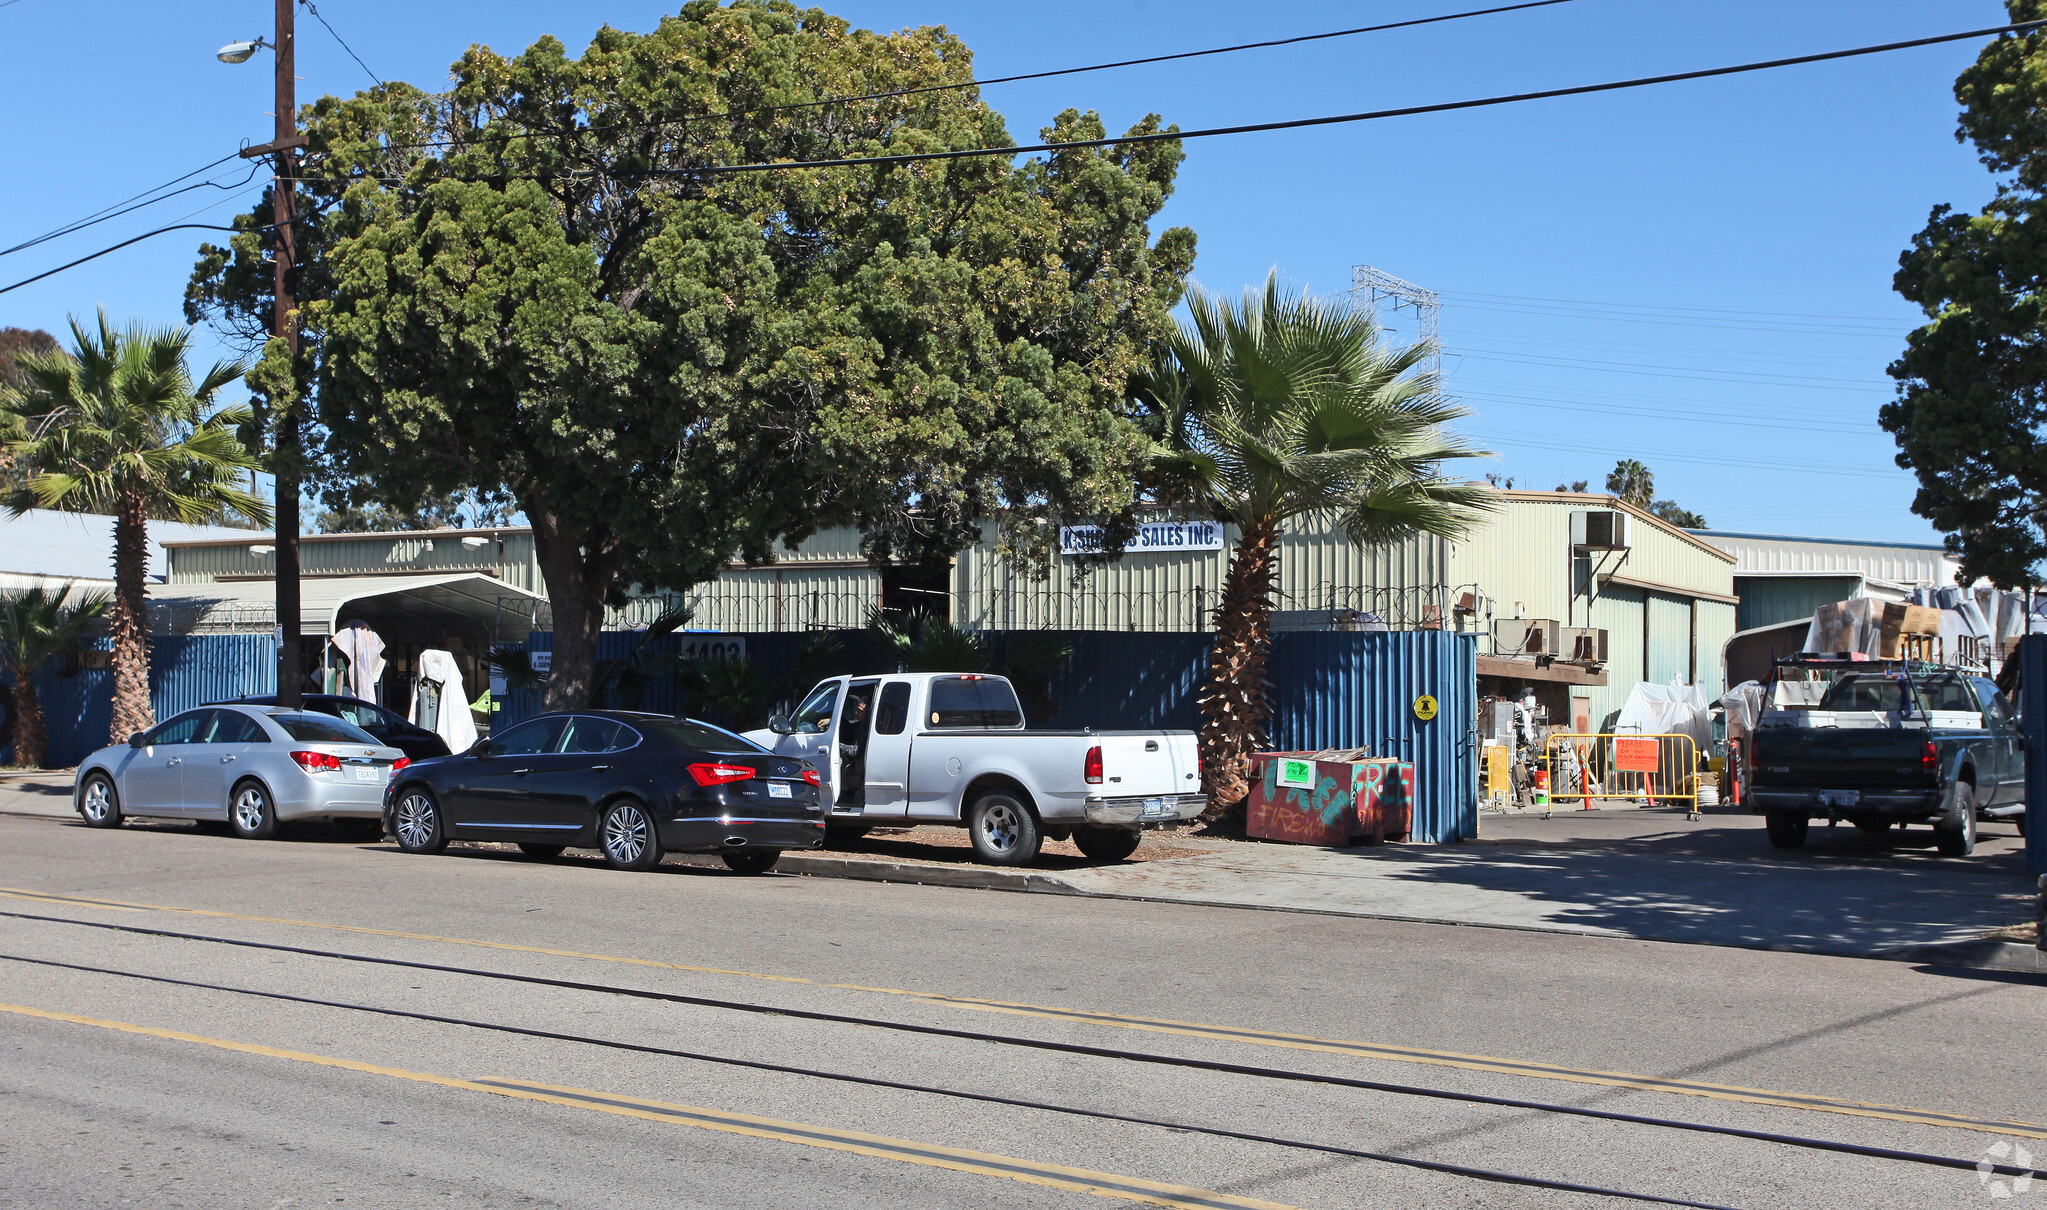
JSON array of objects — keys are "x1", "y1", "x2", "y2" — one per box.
[{"x1": 0, "y1": 810, "x2": 2041, "y2": 1210}]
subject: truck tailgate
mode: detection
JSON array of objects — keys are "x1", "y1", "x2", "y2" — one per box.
[
  {"x1": 1094, "y1": 733, "x2": 1199, "y2": 797},
  {"x1": 1752, "y1": 730, "x2": 1930, "y2": 788}
]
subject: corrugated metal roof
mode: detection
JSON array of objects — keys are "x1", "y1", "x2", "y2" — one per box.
[
  {"x1": 1691, "y1": 531, "x2": 1955, "y2": 585},
  {"x1": 150, "y1": 573, "x2": 545, "y2": 636},
  {"x1": 1, "y1": 509, "x2": 261, "y2": 582}
]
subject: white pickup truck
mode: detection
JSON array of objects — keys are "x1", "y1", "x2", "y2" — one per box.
[{"x1": 743, "y1": 672, "x2": 1205, "y2": 865}]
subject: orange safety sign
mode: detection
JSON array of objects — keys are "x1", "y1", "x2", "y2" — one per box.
[{"x1": 1613, "y1": 737, "x2": 1661, "y2": 774}]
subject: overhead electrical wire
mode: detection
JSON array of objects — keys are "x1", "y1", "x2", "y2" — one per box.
[
  {"x1": 3, "y1": 152, "x2": 250, "y2": 257},
  {"x1": 610, "y1": 18, "x2": 2047, "y2": 178},
  {"x1": 301, "y1": 0, "x2": 383, "y2": 87},
  {"x1": 1441, "y1": 289, "x2": 1908, "y2": 325},
  {"x1": 0, "y1": 221, "x2": 277, "y2": 296},
  {"x1": 374, "y1": 0, "x2": 1583, "y2": 153},
  {"x1": 11, "y1": 17, "x2": 2042, "y2": 295}
]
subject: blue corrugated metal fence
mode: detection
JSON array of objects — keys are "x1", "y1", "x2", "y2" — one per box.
[
  {"x1": 502, "y1": 628, "x2": 1477, "y2": 842},
  {"x1": 2, "y1": 634, "x2": 276, "y2": 768}
]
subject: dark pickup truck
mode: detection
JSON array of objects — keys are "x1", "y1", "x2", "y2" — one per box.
[{"x1": 1748, "y1": 668, "x2": 2025, "y2": 856}]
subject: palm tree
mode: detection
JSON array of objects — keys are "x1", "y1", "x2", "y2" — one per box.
[
  {"x1": 1138, "y1": 273, "x2": 1495, "y2": 821},
  {"x1": 0, "y1": 583, "x2": 111, "y2": 768},
  {"x1": 1, "y1": 313, "x2": 268, "y2": 743}
]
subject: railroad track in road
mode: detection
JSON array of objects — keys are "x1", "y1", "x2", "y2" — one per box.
[{"x1": 3, "y1": 901, "x2": 2040, "y2": 1208}]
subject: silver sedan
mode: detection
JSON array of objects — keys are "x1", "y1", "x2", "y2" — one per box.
[{"x1": 73, "y1": 704, "x2": 409, "y2": 840}]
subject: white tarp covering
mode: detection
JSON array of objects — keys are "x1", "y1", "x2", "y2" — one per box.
[
  {"x1": 1614, "y1": 680, "x2": 1713, "y2": 750},
  {"x1": 1721, "y1": 681, "x2": 1767, "y2": 740},
  {"x1": 329, "y1": 621, "x2": 386, "y2": 702},
  {"x1": 414, "y1": 648, "x2": 478, "y2": 753}
]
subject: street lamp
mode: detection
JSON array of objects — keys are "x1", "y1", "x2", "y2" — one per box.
[
  {"x1": 215, "y1": 38, "x2": 270, "y2": 64},
  {"x1": 219, "y1": 2, "x2": 304, "y2": 708}
]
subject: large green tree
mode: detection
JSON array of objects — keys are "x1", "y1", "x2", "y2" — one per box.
[
  {"x1": 1137, "y1": 275, "x2": 1494, "y2": 818},
  {"x1": 189, "y1": 1, "x2": 1194, "y2": 710},
  {"x1": 2, "y1": 316, "x2": 268, "y2": 740},
  {"x1": 1884, "y1": 4, "x2": 2047, "y2": 586}
]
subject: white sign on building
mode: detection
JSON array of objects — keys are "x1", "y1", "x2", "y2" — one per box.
[{"x1": 1059, "y1": 521, "x2": 1225, "y2": 556}]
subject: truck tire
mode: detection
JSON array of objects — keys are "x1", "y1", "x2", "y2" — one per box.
[
  {"x1": 967, "y1": 789, "x2": 1042, "y2": 866},
  {"x1": 1933, "y1": 781, "x2": 1977, "y2": 857},
  {"x1": 1765, "y1": 809, "x2": 1808, "y2": 849},
  {"x1": 1073, "y1": 827, "x2": 1142, "y2": 863}
]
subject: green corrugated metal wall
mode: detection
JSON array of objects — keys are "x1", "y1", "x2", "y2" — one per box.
[{"x1": 1733, "y1": 575, "x2": 1863, "y2": 632}]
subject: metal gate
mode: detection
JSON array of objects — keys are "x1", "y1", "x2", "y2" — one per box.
[{"x1": 1543, "y1": 732, "x2": 1702, "y2": 820}]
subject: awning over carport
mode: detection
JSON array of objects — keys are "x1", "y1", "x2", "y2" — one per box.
[{"x1": 150, "y1": 573, "x2": 546, "y2": 642}]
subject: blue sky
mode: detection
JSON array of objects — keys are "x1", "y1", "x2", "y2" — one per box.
[{"x1": 0, "y1": 0, "x2": 2014, "y2": 542}]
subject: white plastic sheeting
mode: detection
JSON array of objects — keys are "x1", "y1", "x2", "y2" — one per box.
[
  {"x1": 328, "y1": 621, "x2": 386, "y2": 702},
  {"x1": 413, "y1": 649, "x2": 478, "y2": 753},
  {"x1": 1614, "y1": 680, "x2": 1714, "y2": 750},
  {"x1": 1721, "y1": 681, "x2": 1767, "y2": 741}
]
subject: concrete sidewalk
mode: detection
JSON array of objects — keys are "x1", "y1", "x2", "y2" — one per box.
[
  {"x1": 5, "y1": 770, "x2": 2035, "y2": 960},
  {"x1": 1049, "y1": 807, "x2": 2038, "y2": 956}
]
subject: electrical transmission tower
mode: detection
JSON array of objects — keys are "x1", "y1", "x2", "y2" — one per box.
[{"x1": 1351, "y1": 264, "x2": 1441, "y2": 377}]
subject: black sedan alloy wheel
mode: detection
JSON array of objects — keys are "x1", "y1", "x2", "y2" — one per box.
[{"x1": 601, "y1": 800, "x2": 664, "y2": 872}]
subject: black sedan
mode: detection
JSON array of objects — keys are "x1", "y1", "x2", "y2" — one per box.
[
  {"x1": 220, "y1": 694, "x2": 452, "y2": 763},
  {"x1": 382, "y1": 710, "x2": 824, "y2": 873}
]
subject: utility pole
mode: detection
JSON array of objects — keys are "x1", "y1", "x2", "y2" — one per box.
[{"x1": 234, "y1": 1, "x2": 305, "y2": 705}]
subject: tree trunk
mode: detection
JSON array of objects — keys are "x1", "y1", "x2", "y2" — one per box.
[
  {"x1": 530, "y1": 511, "x2": 613, "y2": 713},
  {"x1": 108, "y1": 488, "x2": 154, "y2": 743},
  {"x1": 1197, "y1": 515, "x2": 1281, "y2": 825},
  {"x1": 7, "y1": 676, "x2": 46, "y2": 769}
]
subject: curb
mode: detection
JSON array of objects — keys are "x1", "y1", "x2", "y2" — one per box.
[
  {"x1": 672, "y1": 850, "x2": 1085, "y2": 894},
  {"x1": 1870, "y1": 938, "x2": 2047, "y2": 977}
]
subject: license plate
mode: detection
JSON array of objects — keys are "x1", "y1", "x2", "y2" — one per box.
[
  {"x1": 767, "y1": 782, "x2": 792, "y2": 799},
  {"x1": 1820, "y1": 790, "x2": 1859, "y2": 807},
  {"x1": 351, "y1": 765, "x2": 379, "y2": 783},
  {"x1": 1142, "y1": 798, "x2": 1170, "y2": 817}
]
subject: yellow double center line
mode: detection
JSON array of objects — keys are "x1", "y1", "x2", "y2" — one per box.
[
  {"x1": 4, "y1": 884, "x2": 2041, "y2": 1140},
  {"x1": 0, "y1": 1001, "x2": 1291, "y2": 1210}
]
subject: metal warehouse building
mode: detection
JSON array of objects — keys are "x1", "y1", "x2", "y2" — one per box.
[
  {"x1": 156, "y1": 489, "x2": 1732, "y2": 733},
  {"x1": 1448, "y1": 491, "x2": 1738, "y2": 732}
]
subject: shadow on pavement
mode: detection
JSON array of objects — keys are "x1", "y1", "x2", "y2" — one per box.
[{"x1": 1342, "y1": 806, "x2": 2034, "y2": 953}]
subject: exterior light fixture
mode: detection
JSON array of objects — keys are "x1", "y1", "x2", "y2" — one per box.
[
  {"x1": 249, "y1": 544, "x2": 276, "y2": 556},
  {"x1": 216, "y1": 38, "x2": 270, "y2": 64},
  {"x1": 460, "y1": 536, "x2": 491, "y2": 549}
]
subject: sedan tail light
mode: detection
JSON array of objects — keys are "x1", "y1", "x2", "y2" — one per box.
[
  {"x1": 1084, "y1": 745, "x2": 1103, "y2": 785},
  {"x1": 802, "y1": 769, "x2": 821, "y2": 786},
  {"x1": 291, "y1": 750, "x2": 342, "y2": 772},
  {"x1": 391, "y1": 757, "x2": 411, "y2": 772},
  {"x1": 689, "y1": 762, "x2": 758, "y2": 787}
]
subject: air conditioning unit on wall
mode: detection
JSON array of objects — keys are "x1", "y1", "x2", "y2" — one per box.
[
  {"x1": 1557, "y1": 627, "x2": 1609, "y2": 664},
  {"x1": 1571, "y1": 509, "x2": 1630, "y2": 550},
  {"x1": 1493, "y1": 618, "x2": 1561, "y2": 657}
]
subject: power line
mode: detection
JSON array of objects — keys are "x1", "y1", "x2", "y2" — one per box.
[
  {"x1": 3, "y1": 151, "x2": 248, "y2": 256},
  {"x1": 633, "y1": 18, "x2": 2046, "y2": 178},
  {"x1": 1441, "y1": 289, "x2": 1908, "y2": 324},
  {"x1": 1454, "y1": 344, "x2": 1891, "y2": 388},
  {"x1": 301, "y1": 0, "x2": 381, "y2": 87},
  {"x1": 375, "y1": 0, "x2": 1581, "y2": 154},
  {"x1": 0, "y1": 222, "x2": 277, "y2": 297},
  {"x1": 2, "y1": 164, "x2": 262, "y2": 258}
]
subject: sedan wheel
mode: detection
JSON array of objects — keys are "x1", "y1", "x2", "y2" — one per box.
[
  {"x1": 393, "y1": 790, "x2": 447, "y2": 854},
  {"x1": 229, "y1": 781, "x2": 278, "y2": 840},
  {"x1": 79, "y1": 774, "x2": 122, "y2": 829},
  {"x1": 600, "y1": 801, "x2": 664, "y2": 871}
]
